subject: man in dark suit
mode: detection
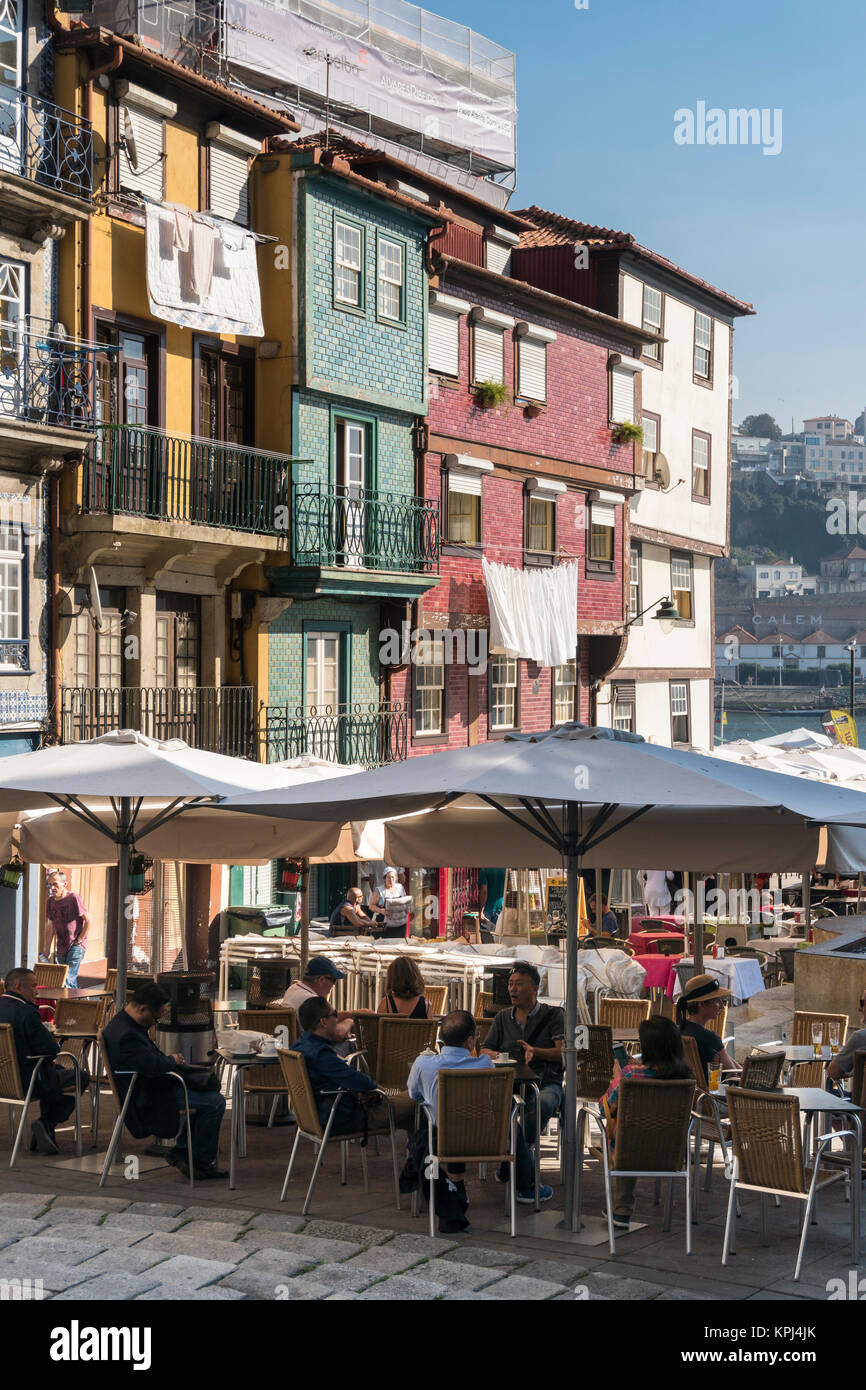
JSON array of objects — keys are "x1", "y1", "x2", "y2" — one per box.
[
  {"x1": 101, "y1": 981, "x2": 227, "y2": 1179},
  {"x1": 0, "y1": 966, "x2": 89, "y2": 1154}
]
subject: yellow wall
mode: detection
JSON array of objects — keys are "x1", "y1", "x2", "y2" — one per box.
[{"x1": 252, "y1": 152, "x2": 295, "y2": 456}]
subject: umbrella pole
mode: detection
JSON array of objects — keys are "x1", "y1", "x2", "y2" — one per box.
[
  {"x1": 858, "y1": 873, "x2": 863, "y2": 915},
  {"x1": 115, "y1": 798, "x2": 132, "y2": 1013},
  {"x1": 299, "y1": 858, "x2": 310, "y2": 976},
  {"x1": 563, "y1": 803, "x2": 580, "y2": 1232}
]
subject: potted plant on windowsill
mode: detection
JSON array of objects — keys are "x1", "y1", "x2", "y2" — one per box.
[
  {"x1": 473, "y1": 379, "x2": 508, "y2": 410},
  {"x1": 611, "y1": 420, "x2": 643, "y2": 446},
  {"x1": 523, "y1": 400, "x2": 544, "y2": 419}
]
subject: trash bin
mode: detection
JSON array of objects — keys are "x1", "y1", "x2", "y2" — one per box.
[
  {"x1": 155, "y1": 971, "x2": 215, "y2": 1065},
  {"x1": 225, "y1": 905, "x2": 298, "y2": 938}
]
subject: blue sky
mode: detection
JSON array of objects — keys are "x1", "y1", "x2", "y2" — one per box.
[{"x1": 444, "y1": 0, "x2": 866, "y2": 430}]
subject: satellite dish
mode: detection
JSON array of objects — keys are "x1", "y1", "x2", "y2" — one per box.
[
  {"x1": 120, "y1": 107, "x2": 139, "y2": 171},
  {"x1": 653, "y1": 452, "x2": 671, "y2": 489},
  {"x1": 88, "y1": 568, "x2": 105, "y2": 633}
]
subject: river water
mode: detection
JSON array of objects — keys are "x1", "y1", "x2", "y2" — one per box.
[{"x1": 714, "y1": 708, "x2": 826, "y2": 745}]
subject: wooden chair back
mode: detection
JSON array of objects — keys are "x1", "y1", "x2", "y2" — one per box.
[
  {"x1": 376, "y1": 1017, "x2": 439, "y2": 1093},
  {"x1": 714, "y1": 1003, "x2": 729, "y2": 1039},
  {"x1": 97, "y1": 1031, "x2": 126, "y2": 1112},
  {"x1": 575, "y1": 1024, "x2": 614, "y2": 1102},
  {"x1": 436, "y1": 1067, "x2": 515, "y2": 1163},
  {"x1": 474, "y1": 1017, "x2": 494, "y2": 1052},
  {"x1": 598, "y1": 997, "x2": 651, "y2": 1031},
  {"x1": 789, "y1": 1060, "x2": 826, "y2": 1088},
  {"x1": 0, "y1": 1022, "x2": 24, "y2": 1100},
  {"x1": 423, "y1": 985, "x2": 447, "y2": 1015},
  {"x1": 53, "y1": 999, "x2": 103, "y2": 1036},
  {"x1": 791, "y1": 1011, "x2": 848, "y2": 1047},
  {"x1": 34, "y1": 962, "x2": 67, "y2": 989},
  {"x1": 681, "y1": 1032, "x2": 706, "y2": 1087},
  {"x1": 237, "y1": 1008, "x2": 298, "y2": 1044},
  {"x1": 277, "y1": 1048, "x2": 323, "y2": 1139},
  {"x1": 726, "y1": 1086, "x2": 806, "y2": 1194},
  {"x1": 612, "y1": 1078, "x2": 696, "y2": 1173},
  {"x1": 740, "y1": 1052, "x2": 785, "y2": 1091}
]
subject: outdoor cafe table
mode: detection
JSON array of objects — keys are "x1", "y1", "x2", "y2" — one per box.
[
  {"x1": 215, "y1": 1047, "x2": 281, "y2": 1190},
  {"x1": 633, "y1": 953, "x2": 682, "y2": 997},
  {"x1": 785, "y1": 1087, "x2": 863, "y2": 1261},
  {"x1": 671, "y1": 956, "x2": 764, "y2": 1006},
  {"x1": 36, "y1": 986, "x2": 111, "y2": 1001},
  {"x1": 627, "y1": 930, "x2": 684, "y2": 954}
]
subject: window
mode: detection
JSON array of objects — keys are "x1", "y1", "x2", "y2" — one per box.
[
  {"x1": 335, "y1": 218, "x2": 363, "y2": 308},
  {"x1": 71, "y1": 586, "x2": 124, "y2": 689},
  {"x1": 612, "y1": 682, "x2": 635, "y2": 733},
  {"x1": 113, "y1": 82, "x2": 176, "y2": 200},
  {"x1": 516, "y1": 324, "x2": 555, "y2": 402},
  {"x1": 428, "y1": 292, "x2": 467, "y2": 377},
  {"x1": 489, "y1": 656, "x2": 518, "y2": 731},
  {"x1": 472, "y1": 320, "x2": 505, "y2": 385},
  {"x1": 198, "y1": 347, "x2": 252, "y2": 444},
  {"x1": 588, "y1": 503, "x2": 615, "y2": 573},
  {"x1": 552, "y1": 658, "x2": 577, "y2": 725},
  {"x1": 642, "y1": 286, "x2": 662, "y2": 361},
  {"x1": 205, "y1": 123, "x2": 258, "y2": 224},
  {"x1": 155, "y1": 595, "x2": 200, "y2": 690},
  {"x1": 0, "y1": 257, "x2": 24, "y2": 416},
  {"x1": 670, "y1": 682, "x2": 690, "y2": 744},
  {"x1": 484, "y1": 235, "x2": 513, "y2": 276},
  {"x1": 694, "y1": 311, "x2": 712, "y2": 381},
  {"x1": 671, "y1": 554, "x2": 693, "y2": 621},
  {"x1": 0, "y1": 521, "x2": 23, "y2": 665},
  {"x1": 334, "y1": 416, "x2": 370, "y2": 567},
  {"x1": 629, "y1": 543, "x2": 642, "y2": 620},
  {"x1": 444, "y1": 458, "x2": 490, "y2": 545},
  {"x1": 692, "y1": 430, "x2": 710, "y2": 500},
  {"x1": 641, "y1": 412, "x2": 659, "y2": 480},
  {"x1": 414, "y1": 636, "x2": 444, "y2": 736},
  {"x1": 527, "y1": 496, "x2": 554, "y2": 554},
  {"x1": 609, "y1": 357, "x2": 641, "y2": 423},
  {"x1": 377, "y1": 234, "x2": 405, "y2": 323}
]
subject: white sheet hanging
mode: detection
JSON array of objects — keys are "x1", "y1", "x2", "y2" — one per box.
[
  {"x1": 145, "y1": 201, "x2": 264, "y2": 336},
  {"x1": 482, "y1": 558, "x2": 577, "y2": 668}
]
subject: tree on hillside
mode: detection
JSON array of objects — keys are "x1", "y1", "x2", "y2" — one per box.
[{"x1": 739, "y1": 413, "x2": 782, "y2": 440}]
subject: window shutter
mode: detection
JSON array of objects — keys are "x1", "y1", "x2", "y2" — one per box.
[
  {"x1": 209, "y1": 143, "x2": 249, "y2": 224},
  {"x1": 119, "y1": 104, "x2": 164, "y2": 199},
  {"x1": 473, "y1": 322, "x2": 504, "y2": 384},
  {"x1": 429, "y1": 305, "x2": 459, "y2": 376},
  {"x1": 592, "y1": 502, "x2": 616, "y2": 529},
  {"x1": 611, "y1": 365, "x2": 635, "y2": 423},
  {"x1": 518, "y1": 337, "x2": 546, "y2": 401},
  {"x1": 485, "y1": 238, "x2": 511, "y2": 275},
  {"x1": 449, "y1": 470, "x2": 483, "y2": 497}
]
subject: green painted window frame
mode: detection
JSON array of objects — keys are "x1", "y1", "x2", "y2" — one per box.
[
  {"x1": 375, "y1": 229, "x2": 408, "y2": 328},
  {"x1": 329, "y1": 404, "x2": 379, "y2": 493},
  {"x1": 301, "y1": 620, "x2": 352, "y2": 712},
  {"x1": 333, "y1": 211, "x2": 366, "y2": 316}
]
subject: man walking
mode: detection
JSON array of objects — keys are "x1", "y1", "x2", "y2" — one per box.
[{"x1": 46, "y1": 870, "x2": 90, "y2": 988}]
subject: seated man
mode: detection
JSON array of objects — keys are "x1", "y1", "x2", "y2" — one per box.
[
  {"x1": 676, "y1": 975, "x2": 740, "y2": 1079},
  {"x1": 292, "y1": 995, "x2": 387, "y2": 1135},
  {"x1": 828, "y1": 989, "x2": 866, "y2": 1085},
  {"x1": 329, "y1": 886, "x2": 384, "y2": 936},
  {"x1": 588, "y1": 894, "x2": 619, "y2": 938},
  {"x1": 0, "y1": 966, "x2": 90, "y2": 1155},
  {"x1": 280, "y1": 956, "x2": 354, "y2": 1057},
  {"x1": 481, "y1": 962, "x2": 560, "y2": 1204},
  {"x1": 102, "y1": 982, "x2": 227, "y2": 1180}
]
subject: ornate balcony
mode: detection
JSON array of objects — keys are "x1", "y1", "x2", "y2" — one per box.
[
  {"x1": 0, "y1": 321, "x2": 105, "y2": 429},
  {"x1": 0, "y1": 91, "x2": 93, "y2": 234},
  {"x1": 60, "y1": 685, "x2": 256, "y2": 759},
  {"x1": 261, "y1": 701, "x2": 408, "y2": 767}
]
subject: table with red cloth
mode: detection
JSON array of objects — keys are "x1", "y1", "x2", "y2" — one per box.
[
  {"x1": 628, "y1": 929, "x2": 686, "y2": 954},
  {"x1": 630, "y1": 914, "x2": 684, "y2": 935},
  {"x1": 633, "y1": 953, "x2": 683, "y2": 997}
]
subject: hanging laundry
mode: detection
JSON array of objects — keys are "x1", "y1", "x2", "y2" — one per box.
[
  {"x1": 188, "y1": 215, "x2": 216, "y2": 298},
  {"x1": 482, "y1": 558, "x2": 578, "y2": 668},
  {"x1": 172, "y1": 207, "x2": 192, "y2": 253},
  {"x1": 144, "y1": 201, "x2": 264, "y2": 336}
]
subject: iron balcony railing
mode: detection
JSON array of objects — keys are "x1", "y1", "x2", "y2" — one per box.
[
  {"x1": 82, "y1": 425, "x2": 294, "y2": 535},
  {"x1": 61, "y1": 685, "x2": 256, "y2": 759},
  {"x1": 0, "y1": 90, "x2": 93, "y2": 201},
  {"x1": 292, "y1": 480, "x2": 439, "y2": 573},
  {"x1": 262, "y1": 701, "x2": 408, "y2": 766},
  {"x1": 0, "y1": 320, "x2": 107, "y2": 429}
]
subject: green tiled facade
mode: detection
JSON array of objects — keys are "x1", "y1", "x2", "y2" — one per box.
[{"x1": 267, "y1": 598, "x2": 381, "y2": 710}]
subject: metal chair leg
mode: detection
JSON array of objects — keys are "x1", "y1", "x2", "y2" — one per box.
[
  {"x1": 360, "y1": 1140, "x2": 369, "y2": 1194},
  {"x1": 280, "y1": 1128, "x2": 302, "y2": 1201},
  {"x1": 663, "y1": 1177, "x2": 675, "y2": 1232},
  {"x1": 10, "y1": 1066, "x2": 43, "y2": 1169},
  {"x1": 268, "y1": 1095, "x2": 279, "y2": 1127},
  {"x1": 722, "y1": 1166, "x2": 738, "y2": 1264},
  {"x1": 341, "y1": 1140, "x2": 348, "y2": 1185}
]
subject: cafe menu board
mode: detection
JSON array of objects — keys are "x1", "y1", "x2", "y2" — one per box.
[{"x1": 546, "y1": 877, "x2": 567, "y2": 919}]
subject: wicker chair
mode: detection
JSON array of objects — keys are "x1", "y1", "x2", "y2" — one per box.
[
  {"x1": 681, "y1": 1033, "x2": 706, "y2": 1087},
  {"x1": 789, "y1": 1060, "x2": 826, "y2": 1088},
  {"x1": 277, "y1": 1047, "x2": 400, "y2": 1215},
  {"x1": 597, "y1": 998, "x2": 651, "y2": 1031},
  {"x1": 474, "y1": 1017, "x2": 494, "y2": 1052},
  {"x1": 0, "y1": 1022, "x2": 83, "y2": 1166},
  {"x1": 574, "y1": 1025, "x2": 616, "y2": 1199},
  {"x1": 33, "y1": 962, "x2": 68, "y2": 991},
  {"x1": 97, "y1": 1031, "x2": 195, "y2": 1189},
  {"x1": 236, "y1": 1009, "x2": 298, "y2": 1127},
  {"x1": 423, "y1": 986, "x2": 448, "y2": 1016},
  {"x1": 850, "y1": 1050, "x2": 866, "y2": 1109},
  {"x1": 350, "y1": 1012, "x2": 379, "y2": 1076},
  {"x1": 375, "y1": 1016, "x2": 439, "y2": 1097},
  {"x1": 597, "y1": 1077, "x2": 697, "y2": 1254},
  {"x1": 674, "y1": 961, "x2": 699, "y2": 995},
  {"x1": 426, "y1": 1067, "x2": 520, "y2": 1238},
  {"x1": 722, "y1": 1086, "x2": 855, "y2": 1281},
  {"x1": 777, "y1": 948, "x2": 798, "y2": 983},
  {"x1": 739, "y1": 1052, "x2": 785, "y2": 1091},
  {"x1": 791, "y1": 1011, "x2": 848, "y2": 1047},
  {"x1": 473, "y1": 991, "x2": 495, "y2": 1020}
]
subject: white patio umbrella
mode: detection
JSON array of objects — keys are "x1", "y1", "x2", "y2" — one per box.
[
  {"x1": 0, "y1": 734, "x2": 380, "y2": 1007},
  {"x1": 217, "y1": 723, "x2": 866, "y2": 1232}
]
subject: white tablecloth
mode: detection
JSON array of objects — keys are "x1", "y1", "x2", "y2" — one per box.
[{"x1": 672, "y1": 957, "x2": 765, "y2": 1005}]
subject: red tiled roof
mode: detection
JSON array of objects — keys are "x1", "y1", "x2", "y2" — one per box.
[
  {"x1": 799, "y1": 630, "x2": 839, "y2": 645},
  {"x1": 515, "y1": 205, "x2": 755, "y2": 316},
  {"x1": 717, "y1": 626, "x2": 758, "y2": 643}
]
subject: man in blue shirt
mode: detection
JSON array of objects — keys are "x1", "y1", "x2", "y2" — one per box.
[{"x1": 293, "y1": 995, "x2": 384, "y2": 1135}]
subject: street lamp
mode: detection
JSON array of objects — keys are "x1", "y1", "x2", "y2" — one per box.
[
  {"x1": 845, "y1": 641, "x2": 857, "y2": 722},
  {"x1": 618, "y1": 595, "x2": 680, "y2": 636}
]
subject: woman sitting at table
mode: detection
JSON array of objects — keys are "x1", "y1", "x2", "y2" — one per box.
[
  {"x1": 676, "y1": 974, "x2": 740, "y2": 1080},
  {"x1": 600, "y1": 1016, "x2": 692, "y2": 1231},
  {"x1": 377, "y1": 957, "x2": 431, "y2": 1019}
]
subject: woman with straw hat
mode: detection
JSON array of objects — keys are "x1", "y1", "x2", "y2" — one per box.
[{"x1": 677, "y1": 974, "x2": 741, "y2": 1077}]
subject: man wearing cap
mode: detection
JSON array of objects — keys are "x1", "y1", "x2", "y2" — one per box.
[
  {"x1": 677, "y1": 974, "x2": 740, "y2": 1078},
  {"x1": 280, "y1": 957, "x2": 354, "y2": 1056}
]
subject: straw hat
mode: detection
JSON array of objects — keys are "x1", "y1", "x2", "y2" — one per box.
[{"x1": 681, "y1": 974, "x2": 731, "y2": 1006}]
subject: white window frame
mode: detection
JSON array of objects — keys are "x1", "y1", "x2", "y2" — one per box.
[
  {"x1": 377, "y1": 235, "x2": 404, "y2": 323},
  {"x1": 694, "y1": 311, "x2": 712, "y2": 380},
  {"x1": 335, "y1": 219, "x2": 363, "y2": 307},
  {"x1": 0, "y1": 519, "x2": 23, "y2": 655},
  {"x1": 552, "y1": 658, "x2": 577, "y2": 725},
  {"x1": 629, "y1": 543, "x2": 641, "y2": 620},
  {"x1": 692, "y1": 432, "x2": 710, "y2": 499},
  {"x1": 414, "y1": 636, "x2": 444, "y2": 736},
  {"x1": 671, "y1": 681, "x2": 690, "y2": 744},
  {"x1": 671, "y1": 554, "x2": 693, "y2": 621},
  {"x1": 642, "y1": 285, "x2": 662, "y2": 360},
  {"x1": 489, "y1": 655, "x2": 518, "y2": 731}
]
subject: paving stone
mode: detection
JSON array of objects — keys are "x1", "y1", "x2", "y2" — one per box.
[
  {"x1": 300, "y1": 1220, "x2": 392, "y2": 1247},
  {"x1": 410, "y1": 1259, "x2": 504, "y2": 1291},
  {"x1": 53, "y1": 1272, "x2": 163, "y2": 1301},
  {"x1": 175, "y1": 1205, "x2": 254, "y2": 1224},
  {"x1": 342, "y1": 1248, "x2": 426, "y2": 1277},
  {"x1": 0, "y1": 1192, "x2": 55, "y2": 1211},
  {"x1": 39, "y1": 1209, "x2": 103, "y2": 1227},
  {"x1": 167, "y1": 1220, "x2": 246, "y2": 1242},
  {"x1": 516, "y1": 1258, "x2": 594, "y2": 1287},
  {"x1": 484, "y1": 1274, "x2": 568, "y2": 1300},
  {"x1": 126, "y1": 1201, "x2": 186, "y2": 1218},
  {"x1": 0, "y1": 1260, "x2": 94, "y2": 1293},
  {"x1": 146, "y1": 1255, "x2": 239, "y2": 1289},
  {"x1": 137, "y1": 1283, "x2": 247, "y2": 1301},
  {"x1": 581, "y1": 1273, "x2": 671, "y2": 1301},
  {"x1": 48, "y1": 1226, "x2": 151, "y2": 1248},
  {"x1": 138, "y1": 1232, "x2": 249, "y2": 1265},
  {"x1": 0, "y1": 1218, "x2": 50, "y2": 1241},
  {"x1": 384, "y1": 1234, "x2": 459, "y2": 1259},
  {"x1": 218, "y1": 1268, "x2": 320, "y2": 1299},
  {"x1": 51, "y1": 1196, "x2": 131, "y2": 1212},
  {"x1": 8, "y1": 1236, "x2": 108, "y2": 1266},
  {"x1": 354, "y1": 1275, "x2": 450, "y2": 1300},
  {"x1": 283, "y1": 1263, "x2": 383, "y2": 1295},
  {"x1": 222, "y1": 1249, "x2": 314, "y2": 1279},
  {"x1": 100, "y1": 1213, "x2": 182, "y2": 1233},
  {"x1": 236, "y1": 1233, "x2": 363, "y2": 1263},
  {"x1": 241, "y1": 1213, "x2": 309, "y2": 1236},
  {"x1": 654, "y1": 1289, "x2": 718, "y2": 1301},
  {"x1": 74, "y1": 1247, "x2": 172, "y2": 1276},
  {"x1": 438, "y1": 1291, "x2": 504, "y2": 1301},
  {"x1": 440, "y1": 1245, "x2": 531, "y2": 1270}
]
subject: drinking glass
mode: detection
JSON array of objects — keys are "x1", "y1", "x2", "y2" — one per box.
[
  {"x1": 828, "y1": 1022, "x2": 840, "y2": 1056},
  {"x1": 812, "y1": 1022, "x2": 824, "y2": 1059},
  {"x1": 708, "y1": 1067, "x2": 721, "y2": 1092}
]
